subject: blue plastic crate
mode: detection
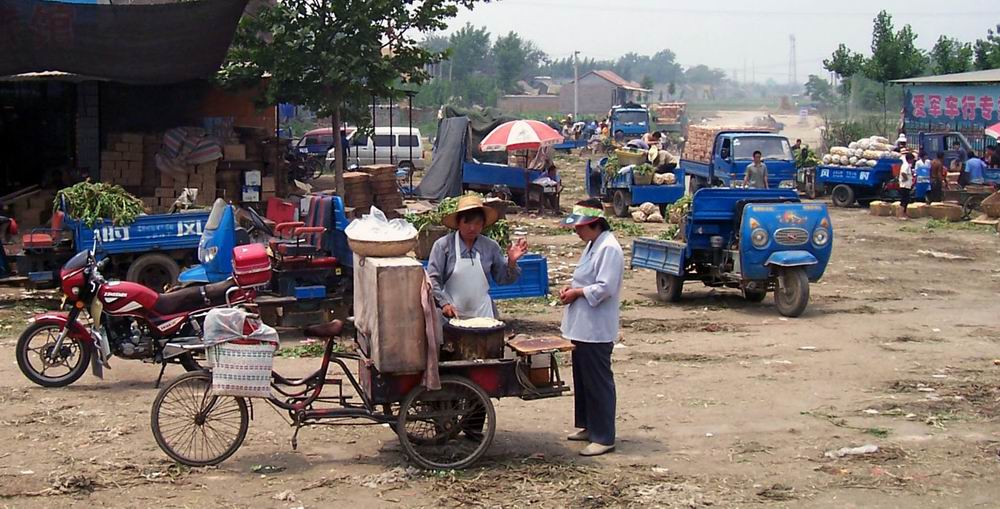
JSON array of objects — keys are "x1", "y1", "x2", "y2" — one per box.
[
  {"x1": 293, "y1": 285, "x2": 326, "y2": 300},
  {"x1": 420, "y1": 253, "x2": 549, "y2": 301}
]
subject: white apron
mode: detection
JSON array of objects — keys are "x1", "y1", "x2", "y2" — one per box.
[{"x1": 443, "y1": 233, "x2": 495, "y2": 319}]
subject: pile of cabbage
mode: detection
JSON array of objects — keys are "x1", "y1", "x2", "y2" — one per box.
[{"x1": 821, "y1": 136, "x2": 901, "y2": 168}]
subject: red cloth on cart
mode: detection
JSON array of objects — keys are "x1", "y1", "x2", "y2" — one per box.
[{"x1": 420, "y1": 274, "x2": 441, "y2": 390}]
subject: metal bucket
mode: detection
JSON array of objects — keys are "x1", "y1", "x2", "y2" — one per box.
[{"x1": 442, "y1": 320, "x2": 506, "y2": 361}]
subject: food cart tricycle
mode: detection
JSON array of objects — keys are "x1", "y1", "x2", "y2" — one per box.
[{"x1": 150, "y1": 313, "x2": 574, "y2": 470}]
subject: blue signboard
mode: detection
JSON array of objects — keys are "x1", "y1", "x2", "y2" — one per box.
[{"x1": 903, "y1": 85, "x2": 1000, "y2": 125}]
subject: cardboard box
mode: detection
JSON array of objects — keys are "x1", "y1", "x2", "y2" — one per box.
[
  {"x1": 224, "y1": 144, "x2": 247, "y2": 161},
  {"x1": 155, "y1": 188, "x2": 175, "y2": 198},
  {"x1": 123, "y1": 151, "x2": 142, "y2": 162},
  {"x1": 261, "y1": 176, "x2": 276, "y2": 193},
  {"x1": 121, "y1": 133, "x2": 143, "y2": 144},
  {"x1": 101, "y1": 150, "x2": 122, "y2": 162},
  {"x1": 113, "y1": 142, "x2": 131, "y2": 153}
]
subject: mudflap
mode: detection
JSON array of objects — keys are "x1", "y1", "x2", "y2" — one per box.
[{"x1": 90, "y1": 353, "x2": 104, "y2": 379}]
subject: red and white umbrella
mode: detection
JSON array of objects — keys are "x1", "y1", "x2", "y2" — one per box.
[
  {"x1": 480, "y1": 120, "x2": 564, "y2": 152},
  {"x1": 986, "y1": 122, "x2": 1000, "y2": 140}
]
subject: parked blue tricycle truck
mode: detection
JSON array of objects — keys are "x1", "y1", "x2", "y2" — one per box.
[
  {"x1": 681, "y1": 131, "x2": 797, "y2": 191},
  {"x1": 631, "y1": 188, "x2": 833, "y2": 317},
  {"x1": 585, "y1": 158, "x2": 686, "y2": 217},
  {"x1": 817, "y1": 159, "x2": 929, "y2": 208}
]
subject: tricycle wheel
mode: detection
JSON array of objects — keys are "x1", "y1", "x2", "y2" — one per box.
[
  {"x1": 742, "y1": 287, "x2": 768, "y2": 303},
  {"x1": 396, "y1": 375, "x2": 495, "y2": 470},
  {"x1": 612, "y1": 190, "x2": 631, "y2": 218},
  {"x1": 962, "y1": 195, "x2": 982, "y2": 220},
  {"x1": 655, "y1": 272, "x2": 683, "y2": 302},
  {"x1": 774, "y1": 267, "x2": 810, "y2": 317},
  {"x1": 150, "y1": 371, "x2": 249, "y2": 467},
  {"x1": 830, "y1": 185, "x2": 855, "y2": 208}
]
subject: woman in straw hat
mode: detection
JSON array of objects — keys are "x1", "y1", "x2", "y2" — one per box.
[
  {"x1": 426, "y1": 194, "x2": 529, "y2": 320},
  {"x1": 559, "y1": 198, "x2": 625, "y2": 457}
]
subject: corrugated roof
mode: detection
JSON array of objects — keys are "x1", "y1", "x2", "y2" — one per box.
[
  {"x1": 893, "y1": 68, "x2": 1000, "y2": 84},
  {"x1": 579, "y1": 70, "x2": 650, "y2": 92}
]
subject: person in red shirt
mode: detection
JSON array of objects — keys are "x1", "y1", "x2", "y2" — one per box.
[{"x1": 929, "y1": 152, "x2": 948, "y2": 202}]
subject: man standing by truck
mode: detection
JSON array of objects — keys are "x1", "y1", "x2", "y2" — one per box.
[{"x1": 743, "y1": 150, "x2": 769, "y2": 189}]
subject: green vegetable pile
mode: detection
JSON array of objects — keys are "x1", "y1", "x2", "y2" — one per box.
[
  {"x1": 632, "y1": 163, "x2": 655, "y2": 176},
  {"x1": 603, "y1": 154, "x2": 621, "y2": 178},
  {"x1": 54, "y1": 181, "x2": 146, "y2": 227},
  {"x1": 658, "y1": 195, "x2": 692, "y2": 241},
  {"x1": 404, "y1": 192, "x2": 511, "y2": 249}
]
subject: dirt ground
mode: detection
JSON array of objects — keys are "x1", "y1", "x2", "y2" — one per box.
[{"x1": 2, "y1": 136, "x2": 1000, "y2": 508}]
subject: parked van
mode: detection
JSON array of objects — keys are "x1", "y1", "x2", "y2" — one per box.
[
  {"x1": 296, "y1": 127, "x2": 355, "y2": 156},
  {"x1": 326, "y1": 127, "x2": 426, "y2": 170}
]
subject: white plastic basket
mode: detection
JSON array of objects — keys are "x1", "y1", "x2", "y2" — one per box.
[{"x1": 208, "y1": 341, "x2": 276, "y2": 398}]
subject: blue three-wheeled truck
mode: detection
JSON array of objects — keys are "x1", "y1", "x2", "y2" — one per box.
[{"x1": 631, "y1": 188, "x2": 833, "y2": 317}]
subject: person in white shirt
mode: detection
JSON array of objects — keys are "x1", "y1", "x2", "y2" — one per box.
[
  {"x1": 559, "y1": 198, "x2": 625, "y2": 457},
  {"x1": 898, "y1": 152, "x2": 914, "y2": 219}
]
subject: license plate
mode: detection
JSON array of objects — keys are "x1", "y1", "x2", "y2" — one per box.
[{"x1": 335, "y1": 268, "x2": 342, "y2": 276}]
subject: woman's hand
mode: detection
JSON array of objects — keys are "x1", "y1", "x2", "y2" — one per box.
[
  {"x1": 559, "y1": 287, "x2": 582, "y2": 305},
  {"x1": 442, "y1": 304, "x2": 458, "y2": 318},
  {"x1": 507, "y1": 238, "x2": 528, "y2": 265}
]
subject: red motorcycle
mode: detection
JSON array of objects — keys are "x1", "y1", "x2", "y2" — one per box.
[{"x1": 16, "y1": 244, "x2": 258, "y2": 387}]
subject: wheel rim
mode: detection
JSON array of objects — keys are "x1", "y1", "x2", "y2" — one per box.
[
  {"x1": 22, "y1": 325, "x2": 84, "y2": 382},
  {"x1": 777, "y1": 271, "x2": 800, "y2": 307},
  {"x1": 154, "y1": 375, "x2": 245, "y2": 465},
  {"x1": 399, "y1": 379, "x2": 494, "y2": 469},
  {"x1": 657, "y1": 273, "x2": 673, "y2": 295}
]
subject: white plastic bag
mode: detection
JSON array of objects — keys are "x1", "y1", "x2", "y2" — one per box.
[
  {"x1": 345, "y1": 206, "x2": 418, "y2": 242},
  {"x1": 203, "y1": 307, "x2": 279, "y2": 348}
]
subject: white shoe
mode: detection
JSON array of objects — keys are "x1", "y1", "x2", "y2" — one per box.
[
  {"x1": 579, "y1": 442, "x2": 615, "y2": 456},
  {"x1": 567, "y1": 429, "x2": 590, "y2": 441}
]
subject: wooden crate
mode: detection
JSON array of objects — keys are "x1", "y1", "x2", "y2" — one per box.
[{"x1": 353, "y1": 255, "x2": 427, "y2": 374}]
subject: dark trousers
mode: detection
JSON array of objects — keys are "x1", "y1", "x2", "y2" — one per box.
[
  {"x1": 571, "y1": 341, "x2": 616, "y2": 445},
  {"x1": 929, "y1": 183, "x2": 943, "y2": 203},
  {"x1": 899, "y1": 187, "x2": 911, "y2": 211}
]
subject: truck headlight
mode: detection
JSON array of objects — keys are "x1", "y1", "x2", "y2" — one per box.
[
  {"x1": 812, "y1": 228, "x2": 830, "y2": 246},
  {"x1": 751, "y1": 228, "x2": 769, "y2": 248},
  {"x1": 201, "y1": 246, "x2": 218, "y2": 264}
]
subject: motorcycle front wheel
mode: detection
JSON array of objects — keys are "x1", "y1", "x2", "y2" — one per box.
[{"x1": 16, "y1": 322, "x2": 92, "y2": 387}]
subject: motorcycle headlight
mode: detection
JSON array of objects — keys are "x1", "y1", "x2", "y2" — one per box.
[
  {"x1": 751, "y1": 228, "x2": 769, "y2": 248},
  {"x1": 813, "y1": 228, "x2": 830, "y2": 247}
]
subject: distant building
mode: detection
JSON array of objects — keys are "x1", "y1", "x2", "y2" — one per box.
[{"x1": 559, "y1": 70, "x2": 650, "y2": 116}]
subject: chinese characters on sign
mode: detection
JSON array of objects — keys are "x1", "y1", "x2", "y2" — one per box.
[{"x1": 905, "y1": 85, "x2": 1000, "y2": 124}]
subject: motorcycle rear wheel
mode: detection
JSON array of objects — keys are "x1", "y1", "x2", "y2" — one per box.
[{"x1": 16, "y1": 322, "x2": 92, "y2": 388}]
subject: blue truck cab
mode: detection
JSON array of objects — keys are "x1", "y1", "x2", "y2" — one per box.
[
  {"x1": 681, "y1": 132, "x2": 797, "y2": 191},
  {"x1": 631, "y1": 188, "x2": 832, "y2": 317},
  {"x1": 609, "y1": 104, "x2": 651, "y2": 141}
]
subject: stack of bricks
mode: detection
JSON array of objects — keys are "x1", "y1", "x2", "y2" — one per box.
[
  {"x1": 152, "y1": 161, "x2": 217, "y2": 212},
  {"x1": 100, "y1": 133, "x2": 145, "y2": 191},
  {"x1": 11, "y1": 190, "x2": 56, "y2": 230},
  {"x1": 362, "y1": 165, "x2": 404, "y2": 218},
  {"x1": 343, "y1": 172, "x2": 373, "y2": 218}
]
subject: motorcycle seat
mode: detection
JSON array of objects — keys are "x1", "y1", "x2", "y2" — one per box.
[
  {"x1": 154, "y1": 279, "x2": 237, "y2": 315},
  {"x1": 304, "y1": 320, "x2": 344, "y2": 339}
]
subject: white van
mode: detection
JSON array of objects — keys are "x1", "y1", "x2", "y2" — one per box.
[{"x1": 326, "y1": 127, "x2": 426, "y2": 171}]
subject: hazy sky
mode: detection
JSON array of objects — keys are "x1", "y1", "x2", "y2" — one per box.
[{"x1": 445, "y1": 0, "x2": 997, "y2": 83}]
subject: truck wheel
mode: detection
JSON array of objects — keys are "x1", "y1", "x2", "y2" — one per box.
[
  {"x1": 128, "y1": 253, "x2": 180, "y2": 292},
  {"x1": 655, "y1": 272, "x2": 683, "y2": 302},
  {"x1": 743, "y1": 287, "x2": 768, "y2": 302},
  {"x1": 614, "y1": 130, "x2": 625, "y2": 143},
  {"x1": 774, "y1": 267, "x2": 809, "y2": 317},
  {"x1": 689, "y1": 176, "x2": 707, "y2": 194},
  {"x1": 830, "y1": 185, "x2": 855, "y2": 208},
  {"x1": 612, "y1": 190, "x2": 631, "y2": 218}
]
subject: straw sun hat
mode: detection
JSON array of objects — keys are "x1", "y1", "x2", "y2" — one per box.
[{"x1": 441, "y1": 195, "x2": 500, "y2": 230}]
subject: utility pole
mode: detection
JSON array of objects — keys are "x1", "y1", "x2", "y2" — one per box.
[
  {"x1": 573, "y1": 50, "x2": 580, "y2": 119},
  {"x1": 788, "y1": 34, "x2": 798, "y2": 87}
]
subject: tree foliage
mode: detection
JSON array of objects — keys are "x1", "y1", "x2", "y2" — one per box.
[
  {"x1": 539, "y1": 49, "x2": 685, "y2": 85},
  {"x1": 684, "y1": 65, "x2": 726, "y2": 85},
  {"x1": 823, "y1": 43, "x2": 865, "y2": 95},
  {"x1": 864, "y1": 11, "x2": 926, "y2": 84},
  {"x1": 492, "y1": 32, "x2": 543, "y2": 93},
  {"x1": 804, "y1": 75, "x2": 835, "y2": 108},
  {"x1": 220, "y1": 0, "x2": 480, "y2": 191},
  {"x1": 930, "y1": 36, "x2": 973, "y2": 75},
  {"x1": 973, "y1": 24, "x2": 1000, "y2": 70}
]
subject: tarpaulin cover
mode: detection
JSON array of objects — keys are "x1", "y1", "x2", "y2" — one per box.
[
  {"x1": 441, "y1": 105, "x2": 516, "y2": 164},
  {"x1": 0, "y1": 0, "x2": 248, "y2": 84},
  {"x1": 414, "y1": 116, "x2": 470, "y2": 200}
]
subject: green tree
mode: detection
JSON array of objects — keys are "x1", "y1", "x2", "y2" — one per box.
[
  {"x1": 823, "y1": 43, "x2": 865, "y2": 96},
  {"x1": 684, "y1": 65, "x2": 725, "y2": 85},
  {"x1": 221, "y1": 0, "x2": 479, "y2": 193},
  {"x1": 448, "y1": 23, "x2": 492, "y2": 81},
  {"x1": 863, "y1": 11, "x2": 926, "y2": 128},
  {"x1": 930, "y1": 35, "x2": 973, "y2": 75},
  {"x1": 492, "y1": 32, "x2": 544, "y2": 93},
  {"x1": 973, "y1": 24, "x2": 1000, "y2": 70},
  {"x1": 804, "y1": 75, "x2": 835, "y2": 108}
]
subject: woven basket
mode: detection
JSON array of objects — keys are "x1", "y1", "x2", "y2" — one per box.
[
  {"x1": 348, "y1": 236, "x2": 417, "y2": 257},
  {"x1": 209, "y1": 341, "x2": 275, "y2": 398},
  {"x1": 615, "y1": 149, "x2": 647, "y2": 166}
]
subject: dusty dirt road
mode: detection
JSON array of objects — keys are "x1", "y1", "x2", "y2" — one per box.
[{"x1": 1, "y1": 155, "x2": 999, "y2": 508}]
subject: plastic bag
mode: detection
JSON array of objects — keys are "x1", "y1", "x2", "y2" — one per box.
[
  {"x1": 345, "y1": 206, "x2": 418, "y2": 242},
  {"x1": 203, "y1": 307, "x2": 279, "y2": 348}
]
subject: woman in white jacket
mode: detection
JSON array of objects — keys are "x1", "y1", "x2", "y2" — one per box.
[{"x1": 558, "y1": 198, "x2": 625, "y2": 457}]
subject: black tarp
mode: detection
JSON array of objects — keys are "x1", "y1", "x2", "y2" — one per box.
[
  {"x1": 0, "y1": 0, "x2": 247, "y2": 84},
  {"x1": 414, "y1": 116, "x2": 470, "y2": 200},
  {"x1": 441, "y1": 105, "x2": 516, "y2": 164}
]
